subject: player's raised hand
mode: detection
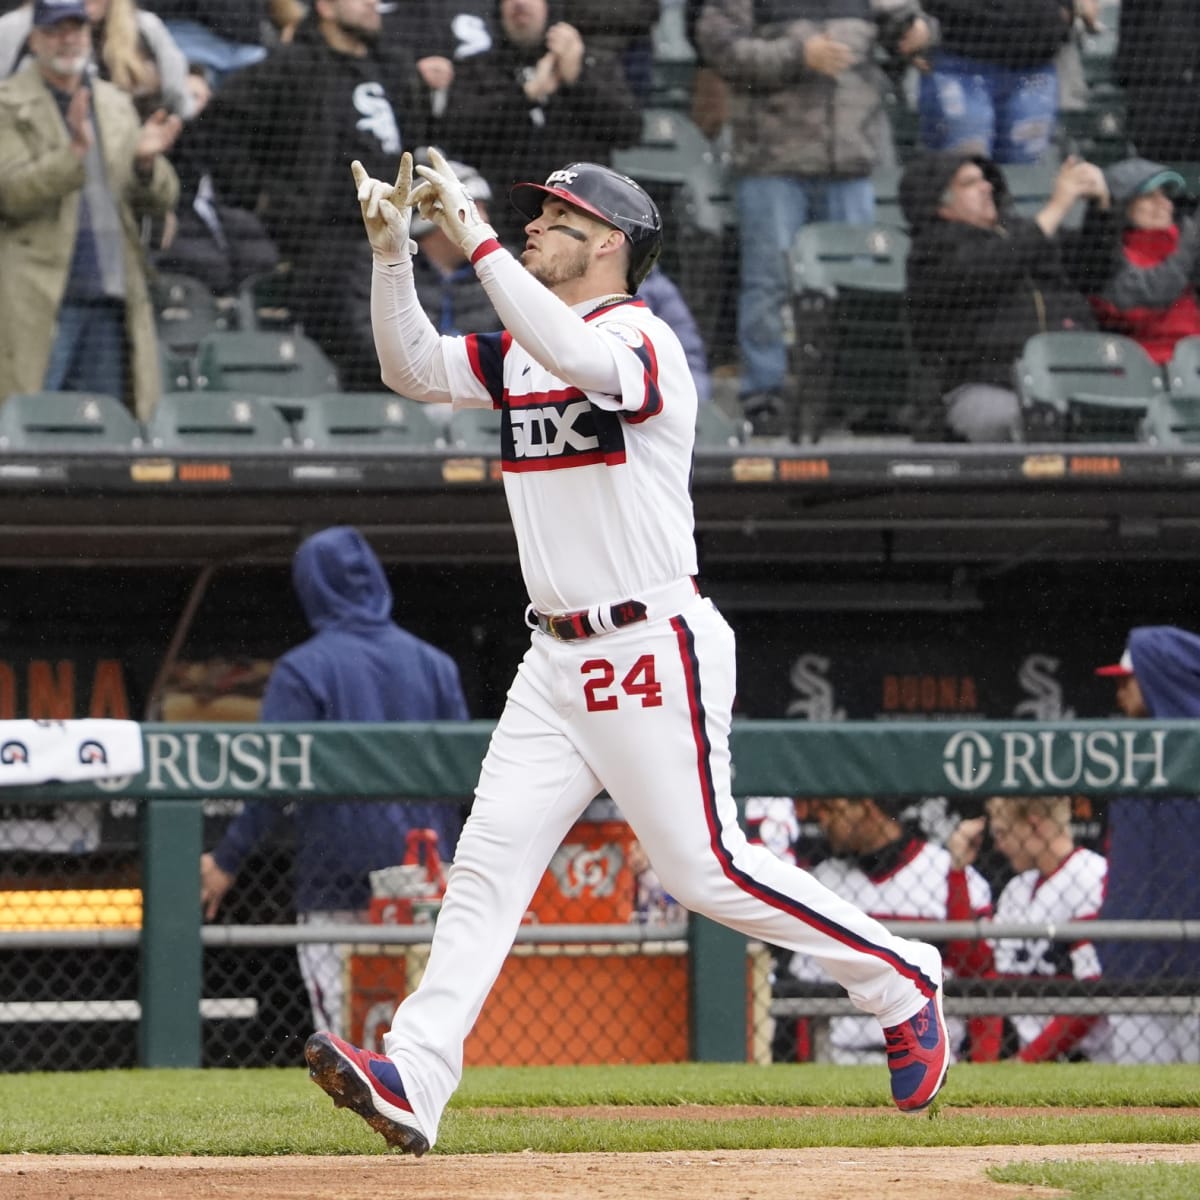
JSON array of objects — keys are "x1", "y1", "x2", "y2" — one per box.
[
  {"x1": 412, "y1": 147, "x2": 497, "y2": 259},
  {"x1": 351, "y1": 154, "x2": 418, "y2": 260}
]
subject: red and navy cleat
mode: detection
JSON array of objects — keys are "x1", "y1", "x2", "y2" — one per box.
[
  {"x1": 304, "y1": 1031, "x2": 430, "y2": 1155},
  {"x1": 883, "y1": 980, "x2": 950, "y2": 1113}
]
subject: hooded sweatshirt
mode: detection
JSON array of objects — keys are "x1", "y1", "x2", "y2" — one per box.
[
  {"x1": 1084, "y1": 159, "x2": 1200, "y2": 365},
  {"x1": 901, "y1": 150, "x2": 1095, "y2": 393},
  {"x1": 1099, "y1": 625, "x2": 1200, "y2": 979},
  {"x1": 210, "y1": 527, "x2": 469, "y2": 912}
]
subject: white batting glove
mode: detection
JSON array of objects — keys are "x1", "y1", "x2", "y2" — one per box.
[
  {"x1": 412, "y1": 146, "x2": 498, "y2": 259},
  {"x1": 351, "y1": 154, "x2": 418, "y2": 261}
]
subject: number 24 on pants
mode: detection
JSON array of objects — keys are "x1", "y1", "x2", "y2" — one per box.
[{"x1": 581, "y1": 655, "x2": 663, "y2": 712}]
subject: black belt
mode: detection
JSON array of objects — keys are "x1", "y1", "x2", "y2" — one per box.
[{"x1": 536, "y1": 599, "x2": 648, "y2": 641}]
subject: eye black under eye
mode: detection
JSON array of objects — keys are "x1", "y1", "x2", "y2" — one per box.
[{"x1": 546, "y1": 224, "x2": 588, "y2": 242}]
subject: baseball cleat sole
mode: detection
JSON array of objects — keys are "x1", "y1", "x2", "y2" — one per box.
[{"x1": 304, "y1": 1032, "x2": 430, "y2": 1156}]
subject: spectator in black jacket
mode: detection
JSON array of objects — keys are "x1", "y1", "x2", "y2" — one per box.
[
  {"x1": 188, "y1": 1, "x2": 430, "y2": 387},
  {"x1": 900, "y1": 150, "x2": 1106, "y2": 442},
  {"x1": 437, "y1": 0, "x2": 642, "y2": 247}
]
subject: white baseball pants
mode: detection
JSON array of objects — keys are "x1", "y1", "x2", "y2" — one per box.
[{"x1": 383, "y1": 588, "x2": 941, "y2": 1145}]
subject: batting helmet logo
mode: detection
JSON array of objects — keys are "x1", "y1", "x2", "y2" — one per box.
[
  {"x1": 0, "y1": 740, "x2": 29, "y2": 764},
  {"x1": 78, "y1": 740, "x2": 108, "y2": 765}
]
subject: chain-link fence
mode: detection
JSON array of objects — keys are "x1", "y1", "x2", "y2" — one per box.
[
  {"x1": 2, "y1": 768, "x2": 1196, "y2": 1072},
  {"x1": 7, "y1": 0, "x2": 1197, "y2": 447}
]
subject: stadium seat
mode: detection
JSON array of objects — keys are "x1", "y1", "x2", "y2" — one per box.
[
  {"x1": 145, "y1": 391, "x2": 294, "y2": 451},
  {"x1": 789, "y1": 222, "x2": 909, "y2": 297},
  {"x1": 871, "y1": 165, "x2": 905, "y2": 231},
  {"x1": 294, "y1": 392, "x2": 443, "y2": 450},
  {"x1": 152, "y1": 270, "x2": 234, "y2": 353},
  {"x1": 237, "y1": 265, "x2": 295, "y2": 332},
  {"x1": 695, "y1": 403, "x2": 748, "y2": 448},
  {"x1": 194, "y1": 330, "x2": 339, "y2": 397},
  {"x1": 1015, "y1": 331, "x2": 1165, "y2": 441},
  {"x1": 445, "y1": 405, "x2": 504, "y2": 451},
  {"x1": 788, "y1": 222, "x2": 912, "y2": 438},
  {"x1": 1144, "y1": 336, "x2": 1200, "y2": 444},
  {"x1": 1058, "y1": 89, "x2": 1129, "y2": 165},
  {"x1": 1001, "y1": 160, "x2": 1062, "y2": 219},
  {"x1": 0, "y1": 391, "x2": 141, "y2": 451},
  {"x1": 649, "y1": 0, "x2": 696, "y2": 108}
]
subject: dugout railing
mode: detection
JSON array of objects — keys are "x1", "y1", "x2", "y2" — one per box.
[{"x1": 2, "y1": 720, "x2": 1198, "y2": 1069}]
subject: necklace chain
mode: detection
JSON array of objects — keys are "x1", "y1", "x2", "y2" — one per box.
[{"x1": 587, "y1": 293, "x2": 632, "y2": 315}]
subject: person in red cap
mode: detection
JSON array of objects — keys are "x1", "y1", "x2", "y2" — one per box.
[{"x1": 1094, "y1": 647, "x2": 1148, "y2": 718}]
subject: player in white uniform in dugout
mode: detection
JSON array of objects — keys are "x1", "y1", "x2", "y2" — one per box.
[{"x1": 304, "y1": 149, "x2": 951, "y2": 1154}]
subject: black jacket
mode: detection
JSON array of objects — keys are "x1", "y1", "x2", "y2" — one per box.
[
  {"x1": 901, "y1": 152, "x2": 1095, "y2": 393},
  {"x1": 437, "y1": 29, "x2": 641, "y2": 241},
  {"x1": 924, "y1": 0, "x2": 1071, "y2": 68},
  {"x1": 192, "y1": 20, "x2": 430, "y2": 260}
]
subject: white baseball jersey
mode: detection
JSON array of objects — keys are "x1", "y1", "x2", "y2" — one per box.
[
  {"x1": 990, "y1": 847, "x2": 1110, "y2": 1061},
  {"x1": 442, "y1": 298, "x2": 698, "y2": 613},
  {"x1": 788, "y1": 839, "x2": 991, "y2": 1062}
]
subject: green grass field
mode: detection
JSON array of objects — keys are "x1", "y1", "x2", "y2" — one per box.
[
  {"x1": 1, "y1": 1061, "x2": 1197, "y2": 1154},
  {"x1": 1, "y1": 1063, "x2": 1197, "y2": 1197}
]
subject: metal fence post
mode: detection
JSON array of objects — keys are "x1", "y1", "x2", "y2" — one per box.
[
  {"x1": 138, "y1": 798, "x2": 204, "y2": 1067},
  {"x1": 689, "y1": 913, "x2": 747, "y2": 1061}
]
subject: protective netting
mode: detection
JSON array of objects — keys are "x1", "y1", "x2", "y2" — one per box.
[{"x1": 6, "y1": 1, "x2": 1197, "y2": 445}]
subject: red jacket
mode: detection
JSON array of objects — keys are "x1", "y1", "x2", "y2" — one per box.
[{"x1": 1090, "y1": 225, "x2": 1200, "y2": 364}]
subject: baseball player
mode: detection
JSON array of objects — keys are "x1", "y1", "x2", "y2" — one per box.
[
  {"x1": 982, "y1": 795, "x2": 1111, "y2": 1062},
  {"x1": 304, "y1": 149, "x2": 950, "y2": 1154},
  {"x1": 785, "y1": 797, "x2": 996, "y2": 1064}
]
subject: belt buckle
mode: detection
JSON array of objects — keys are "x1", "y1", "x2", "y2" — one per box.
[{"x1": 542, "y1": 613, "x2": 567, "y2": 641}]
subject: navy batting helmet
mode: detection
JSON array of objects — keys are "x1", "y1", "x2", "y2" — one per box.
[{"x1": 510, "y1": 163, "x2": 663, "y2": 291}]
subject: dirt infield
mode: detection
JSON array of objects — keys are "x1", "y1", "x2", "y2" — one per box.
[{"x1": 4, "y1": 1140, "x2": 1200, "y2": 1200}]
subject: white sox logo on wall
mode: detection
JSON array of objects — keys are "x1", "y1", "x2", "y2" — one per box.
[{"x1": 942, "y1": 728, "x2": 1169, "y2": 792}]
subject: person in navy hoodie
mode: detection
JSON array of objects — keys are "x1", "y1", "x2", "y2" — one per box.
[
  {"x1": 200, "y1": 526, "x2": 470, "y2": 1037},
  {"x1": 1094, "y1": 625, "x2": 1200, "y2": 1063}
]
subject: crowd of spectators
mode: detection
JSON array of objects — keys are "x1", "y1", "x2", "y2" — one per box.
[{"x1": 1, "y1": 0, "x2": 1199, "y2": 440}]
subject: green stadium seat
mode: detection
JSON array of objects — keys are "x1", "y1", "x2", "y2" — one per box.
[
  {"x1": 872, "y1": 165, "x2": 905, "y2": 231},
  {"x1": 612, "y1": 109, "x2": 714, "y2": 189},
  {"x1": 237, "y1": 265, "x2": 295, "y2": 332},
  {"x1": 0, "y1": 391, "x2": 142, "y2": 451},
  {"x1": 649, "y1": 0, "x2": 696, "y2": 108},
  {"x1": 1015, "y1": 331, "x2": 1165, "y2": 441},
  {"x1": 194, "y1": 330, "x2": 338, "y2": 397},
  {"x1": 294, "y1": 392, "x2": 443, "y2": 450},
  {"x1": 695, "y1": 403, "x2": 748, "y2": 448},
  {"x1": 1145, "y1": 336, "x2": 1200, "y2": 444},
  {"x1": 789, "y1": 222, "x2": 909, "y2": 297},
  {"x1": 152, "y1": 270, "x2": 234, "y2": 353},
  {"x1": 788, "y1": 223, "x2": 913, "y2": 438},
  {"x1": 1001, "y1": 160, "x2": 1062, "y2": 219},
  {"x1": 446, "y1": 405, "x2": 504, "y2": 451},
  {"x1": 145, "y1": 391, "x2": 294, "y2": 451}
]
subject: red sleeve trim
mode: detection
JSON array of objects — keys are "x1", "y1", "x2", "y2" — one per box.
[{"x1": 469, "y1": 238, "x2": 504, "y2": 265}]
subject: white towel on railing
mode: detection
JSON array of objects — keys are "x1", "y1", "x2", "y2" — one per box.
[{"x1": 0, "y1": 720, "x2": 143, "y2": 786}]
